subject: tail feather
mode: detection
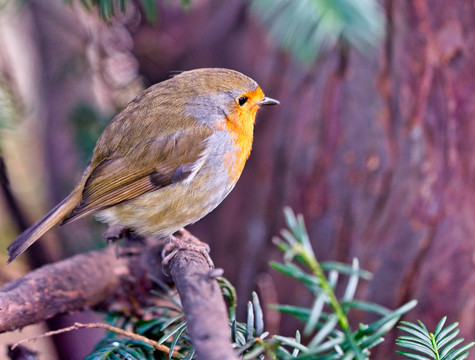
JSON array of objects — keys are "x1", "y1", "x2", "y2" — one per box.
[{"x1": 7, "y1": 194, "x2": 78, "y2": 264}]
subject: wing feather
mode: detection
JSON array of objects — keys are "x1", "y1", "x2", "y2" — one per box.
[{"x1": 62, "y1": 125, "x2": 212, "y2": 224}]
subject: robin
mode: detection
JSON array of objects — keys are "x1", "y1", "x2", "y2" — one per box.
[{"x1": 7, "y1": 68, "x2": 279, "y2": 265}]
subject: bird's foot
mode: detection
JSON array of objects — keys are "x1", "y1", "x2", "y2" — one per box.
[
  {"x1": 103, "y1": 224, "x2": 129, "y2": 243},
  {"x1": 161, "y1": 229, "x2": 214, "y2": 271}
]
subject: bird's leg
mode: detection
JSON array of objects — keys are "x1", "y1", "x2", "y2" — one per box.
[
  {"x1": 162, "y1": 228, "x2": 214, "y2": 269},
  {"x1": 103, "y1": 224, "x2": 142, "y2": 257},
  {"x1": 103, "y1": 224, "x2": 129, "y2": 242}
]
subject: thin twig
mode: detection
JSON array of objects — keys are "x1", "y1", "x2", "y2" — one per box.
[{"x1": 11, "y1": 322, "x2": 180, "y2": 357}]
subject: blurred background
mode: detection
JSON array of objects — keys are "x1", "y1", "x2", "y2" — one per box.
[{"x1": 1, "y1": 0, "x2": 474, "y2": 358}]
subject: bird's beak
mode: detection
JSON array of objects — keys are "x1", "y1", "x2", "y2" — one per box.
[{"x1": 258, "y1": 97, "x2": 280, "y2": 106}]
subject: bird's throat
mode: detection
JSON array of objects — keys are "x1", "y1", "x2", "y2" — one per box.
[{"x1": 222, "y1": 110, "x2": 256, "y2": 183}]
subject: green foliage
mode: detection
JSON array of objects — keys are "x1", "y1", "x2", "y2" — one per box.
[
  {"x1": 61, "y1": 0, "x2": 384, "y2": 62},
  {"x1": 76, "y1": 0, "x2": 157, "y2": 22},
  {"x1": 85, "y1": 208, "x2": 426, "y2": 359},
  {"x1": 249, "y1": 0, "x2": 385, "y2": 63},
  {"x1": 397, "y1": 317, "x2": 475, "y2": 360},
  {"x1": 86, "y1": 285, "x2": 193, "y2": 359},
  {"x1": 85, "y1": 339, "x2": 155, "y2": 360},
  {"x1": 62, "y1": 0, "x2": 191, "y2": 22},
  {"x1": 262, "y1": 207, "x2": 416, "y2": 359}
]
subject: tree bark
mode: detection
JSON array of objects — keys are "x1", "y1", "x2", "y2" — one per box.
[
  {"x1": 0, "y1": 247, "x2": 122, "y2": 333},
  {"x1": 169, "y1": 250, "x2": 239, "y2": 360}
]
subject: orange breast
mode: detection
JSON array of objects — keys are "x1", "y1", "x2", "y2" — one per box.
[{"x1": 221, "y1": 87, "x2": 264, "y2": 183}]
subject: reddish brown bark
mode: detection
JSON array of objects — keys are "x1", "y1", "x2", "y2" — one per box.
[
  {"x1": 0, "y1": 247, "x2": 122, "y2": 333},
  {"x1": 131, "y1": 1, "x2": 475, "y2": 356}
]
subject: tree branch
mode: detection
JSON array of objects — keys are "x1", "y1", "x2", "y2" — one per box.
[
  {"x1": 168, "y1": 250, "x2": 239, "y2": 360},
  {"x1": 0, "y1": 246, "x2": 126, "y2": 332},
  {"x1": 0, "y1": 232, "x2": 238, "y2": 359}
]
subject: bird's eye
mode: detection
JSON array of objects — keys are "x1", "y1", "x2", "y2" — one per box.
[{"x1": 238, "y1": 96, "x2": 248, "y2": 106}]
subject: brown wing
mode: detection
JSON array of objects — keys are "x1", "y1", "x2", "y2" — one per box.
[{"x1": 62, "y1": 125, "x2": 212, "y2": 224}]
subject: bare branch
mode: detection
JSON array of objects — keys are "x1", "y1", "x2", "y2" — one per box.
[
  {"x1": 168, "y1": 248, "x2": 239, "y2": 360},
  {"x1": 0, "y1": 231, "x2": 239, "y2": 359},
  {"x1": 0, "y1": 247, "x2": 124, "y2": 332}
]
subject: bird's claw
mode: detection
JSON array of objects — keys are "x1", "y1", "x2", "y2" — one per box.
[{"x1": 161, "y1": 229, "x2": 214, "y2": 274}]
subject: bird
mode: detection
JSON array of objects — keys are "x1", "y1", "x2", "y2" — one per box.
[{"x1": 7, "y1": 68, "x2": 279, "y2": 264}]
